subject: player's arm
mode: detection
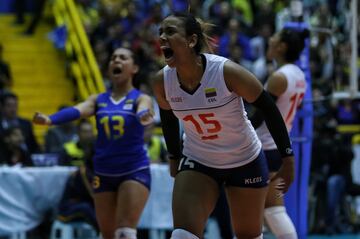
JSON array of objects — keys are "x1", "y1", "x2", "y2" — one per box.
[
  {"x1": 151, "y1": 70, "x2": 182, "y2": 177},
  {"x1": 249, "y1": 72, "x2": 287, "y2": 129},
  {"x1": 136, "y1": 94, "x2": 155, "y2": 126},
  {"x1": 224, "y1": 60, "x2": 294, "y2": 193},
  {"x1": 33, "y1": 94, "x2": 98, "y2": 126}
]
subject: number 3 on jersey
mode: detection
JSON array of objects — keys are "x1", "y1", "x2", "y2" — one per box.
[
  {"x1": 100, "y1": 115, "x2": 125, "y2": 139},
  {"x1": 183, "y1": 113, "x2": 222, "y2": 140}
]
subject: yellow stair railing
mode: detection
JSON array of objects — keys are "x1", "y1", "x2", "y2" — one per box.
[{"x1": 52, "y1": 0, "x2": 105, "y2": 100}]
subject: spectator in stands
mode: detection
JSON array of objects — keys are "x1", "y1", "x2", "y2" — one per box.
[
  {"x1": 218, "y1": 18, "x2": 252, "y2": 60},
  {"x1": 228, "y1": 44, "x2": 253, "y2": 71},
  {"x1": 44, "y1": 105, "x2": 78, "y2": 154},
  {"x1": 232, "y1": 0, "x2": 253, "y2": 27},
  {"x1": 32, "y1": 47, "x2": 154, "y2": 239},
  {"x1": 309, "y1": 4, "x2": 334, "y2": 84},
  {"x1": 324, "y1": 132, "x2": 360, "y2": 234},
  {"x1": 23, "y1": 0, "x2": 47, "y2": 35},
  {"x1": 335, "y1": 100, "x2": 359, "y2": 125},
  {"x1": 59, "y1": 119, "x2": 95, "y2": 167},
  {"x1": 169, "y1": 0, "x2": 190, "y2": 13},
  {"x1": 205, "y1": 0, "x2": 232, "y2": 36},
  {"x1": 311, "y1": 121, "x2": 360, "y2": 234},
  {"x1": 93, "y1": 40, "x2": 112, "y2": 89},
  {"x1": 143, "y1": 123, "x2": 167, "y2": 164},
  {"x1": 56, "y1": 160, "x2": 98, "y2": 232},
  {"x1": 0, "y1": 92, "x2": 39, "y2": 154},
  {"x1": 119, "y1": 1, "x2": 143, "y2": 37},
  {"x1": 251, "y1": 2, "x2": 275, "y2": 36},
  {"x1": 13, "y1": 0, "x2": 25, "y2": 24},
  {"x1": 143, "y1": 2, "x2": 164, "y2": 37},
  {"x1": 0, "y1": 126, "x2": 32, "y2": 167},
  {"x1": 0, "y1": 43, "x2": 12, "y2": 95}
]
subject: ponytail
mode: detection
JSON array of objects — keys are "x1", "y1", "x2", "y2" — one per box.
[{"x1": 195, "y1": 17, "x2": 216, "y2": 53}]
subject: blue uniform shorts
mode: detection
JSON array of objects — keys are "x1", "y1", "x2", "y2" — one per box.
[{"x1": 92, "y1": 167, "x2": 151, "y2": 193}]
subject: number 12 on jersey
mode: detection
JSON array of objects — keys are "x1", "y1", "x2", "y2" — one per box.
[
  {"x1": 183, "y1": 113, "x2": 222, "y2": 140},
  {"x1": 285, "y1": 92, "x2": 305, "y2": 125}
]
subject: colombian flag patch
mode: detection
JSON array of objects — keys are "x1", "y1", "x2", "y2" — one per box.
[{"x1": 205, "y1": 88, "x2": 217, "y2": 98}]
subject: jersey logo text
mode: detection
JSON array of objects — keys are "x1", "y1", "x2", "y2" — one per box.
[
  {"x1": 171, "y1": 97, "x2": 183, "y2": 102},
  {"x1": 207, "y1": 98, "x2": 217, "y2": 103},
  {"x1": 98, "y1": 103, "x2": 107, "y2": 108},
  {"x1": 244, "y1": 176, "x2": 262, "y2": 184}
]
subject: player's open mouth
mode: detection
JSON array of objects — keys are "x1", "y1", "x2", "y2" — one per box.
[
  {"x1": 112, "y1": 67, "x2": 122, "y2": 76},
  {"x1": 162, "y1": 47, "x2": 174, "y2": 60}
]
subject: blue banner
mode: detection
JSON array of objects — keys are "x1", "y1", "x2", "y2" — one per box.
[{"x1": 283, "y1": 21, "x2": 313, "y2": 239}]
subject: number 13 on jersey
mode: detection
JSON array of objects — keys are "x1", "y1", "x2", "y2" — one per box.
[
  {"x1": 100, "y1": 115, "x2": 125, "y2": 140},
  {"x1": 183, "y1": 113, "x2": 222, "y2": 140}
]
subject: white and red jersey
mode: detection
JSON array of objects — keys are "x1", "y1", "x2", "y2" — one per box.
[
  {"x1": 256, "y1": 64, "x2": 306, "y2": 150},
  {"x1": 163, "y1": 53, "x2": 261, "y2": 168}
]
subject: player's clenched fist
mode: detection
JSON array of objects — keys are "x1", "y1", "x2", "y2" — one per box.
[{"x1": 32, "y1": 112, "x2": 51, "y2": 125}]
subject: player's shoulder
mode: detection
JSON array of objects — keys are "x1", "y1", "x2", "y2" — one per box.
[
  {"x1": 93, "y1": 92, "x2": 108, "y2": 102},
  {"x1": 278, "y1": 64, "x2": 303, "y2": 74},
  {"x1": 151, "y1": 68, "x2": 165, "y2": 84},
  {"x1": 204, "y1": 53, "x2": 228, "y2": 63}
]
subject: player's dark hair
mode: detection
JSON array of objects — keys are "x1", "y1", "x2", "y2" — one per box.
[
  {"x1": 172, "y1": 12, "x2": 214, "y2": 54},
  {"x1": 280, "y1": 28, "x2": 310, "y2": 62},
  {"x1": 0, "y1": 92, "x2": 18, "y2": 106}
]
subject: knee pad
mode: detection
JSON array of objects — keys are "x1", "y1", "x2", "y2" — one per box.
[
  {"x1": 264, "y1": 206, "x2": 297, "y2": 239},
  {"x1": 114, "y1": 227, "x2": 137, "y2": 239},
  {"x1": 171, "y1": 229, "x2": 199, "y2": 239}
]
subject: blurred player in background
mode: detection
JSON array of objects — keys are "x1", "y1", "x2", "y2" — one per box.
[
  {"x1": 33, "y1": 47, "x2": 154, "y2": 239},
  {"x1": 251, "y1": 27, "x2": 309, "y2": 239}
]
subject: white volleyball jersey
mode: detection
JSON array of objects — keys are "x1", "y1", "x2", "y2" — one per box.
[
  {"x1": 163, "y1": 53, "x2": 261, "y2": 168},
  {"x1": 256, "y1": 64, "x2": 306, "y2": 150}
]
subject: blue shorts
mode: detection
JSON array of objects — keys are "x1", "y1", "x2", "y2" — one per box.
[
  {"x1": 264, "y1": 149, "x2": 282, "y2": 172},
  {"x1": 92, "y1": 167, "x2": 151, "y2": 193},
  {"x1": 178, "y1": 150, "x2": 269, "y2": 188}
]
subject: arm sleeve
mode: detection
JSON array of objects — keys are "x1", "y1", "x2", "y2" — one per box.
[
  {"x1": 249, "y1": 92, "x2": 278, "y2": 129},
  {"x1": 251, "y1": 90, "x2": 293, "y2": 157},
  {"x1": 49, "y1": 107, "x2": 81, "y2": 125},
  {"x1": 159, "y1": 108, "x2": 182, "y2": 159}
]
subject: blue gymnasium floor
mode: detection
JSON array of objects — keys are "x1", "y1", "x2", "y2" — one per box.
[
  {"x1": 308, "y1": 236, "x2": 360, "y2": 239},
  {"x1": 205, "y1": 220, "x2": 360, "y2": 238},
  {"x1": 264, "y1": 235, "x2": 360, "y2": 239}
]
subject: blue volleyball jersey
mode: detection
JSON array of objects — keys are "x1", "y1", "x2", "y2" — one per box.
[{"x1": 93, "y1": 89, "x2": 149, "y2": 176}]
